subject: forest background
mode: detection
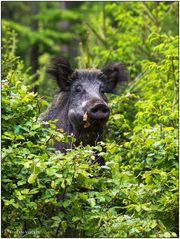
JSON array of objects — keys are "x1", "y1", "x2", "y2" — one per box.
[{"x1": 2, "y1": 1, "x2": 179, "y2": 238}]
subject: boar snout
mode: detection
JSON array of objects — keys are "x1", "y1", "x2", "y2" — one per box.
[{"x1": 88, "y1": 103, "x2": 110, "y2": 121}]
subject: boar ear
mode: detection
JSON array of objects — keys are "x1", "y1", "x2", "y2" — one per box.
[
  {"x1": 102, "y1": 62, "x2": 128, "y2": 93},
  {"x1": 46, "y1": 57, "x2": 73, "y2": 91}
]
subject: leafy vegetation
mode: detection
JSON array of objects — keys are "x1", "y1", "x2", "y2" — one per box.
[{"x1": 2, "y1": 2, "x2": 178, "y2": 238}]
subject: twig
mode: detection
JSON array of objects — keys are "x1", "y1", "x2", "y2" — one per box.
[
  {"x1": 142, "y1": 2, "x2": 157, "y2": 25},
  {"x1": 102, "y1": 3, "x2": 107, "y2": 39},
  {"x1": 85, "y1": 22, "x2": 107, "y2": 47},
  {"x1": 55, "y1": 222, "x2": 61, "y2": 237},
  {"x1": 86, "y1": 31, "x2": 91, "y2": 68},
  {"x1": 171, "y1": 58, "x2": 178, "y2": 109}
]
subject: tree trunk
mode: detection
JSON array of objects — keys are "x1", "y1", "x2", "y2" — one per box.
[
  {"x1": 59, "y1": 2, "x2": 80, "y2": 60},
  {"x1": 29, "y1": 3, "x2": 39, "y2": 93}
]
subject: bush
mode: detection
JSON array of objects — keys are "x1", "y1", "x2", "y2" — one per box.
[{"x1": 2, "y1": 4, "x2": 178, "y2": 238}]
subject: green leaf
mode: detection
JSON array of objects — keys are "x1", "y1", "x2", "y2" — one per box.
[
  {"x1": 28, "y1": 173, "x2": 37, "y2": 184},
  {"x1": 88, "y1": 198, "x2": 96, "y2": 207}
]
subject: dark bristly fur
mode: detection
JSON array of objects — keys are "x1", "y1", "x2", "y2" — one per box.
[
  {"x1": 102, "y1": 61, "x2": 129, "y2": 93},
  {"x1": 46, "y1": 57, "x2": 73, "y2": 91},
  {"x1": 40, "y1": 57, "x2": 128, "y2": 153}
]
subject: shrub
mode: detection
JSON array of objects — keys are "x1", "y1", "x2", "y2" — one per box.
[{"x1": 2, "y1": 5, "x2": 178, "y2": 237}]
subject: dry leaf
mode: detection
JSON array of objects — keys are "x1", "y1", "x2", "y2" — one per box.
[
  {"x1": 83, "y1": 112, "x2": 90, "y2": 128},
  {"x1": 83, "y1": 112, "x2": 88, "y2": 122},
  {"x1": 84, "y1": 121, "x2": 90, "y2": 128}
]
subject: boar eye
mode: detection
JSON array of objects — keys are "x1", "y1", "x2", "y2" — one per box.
[
  {"x1": 100, "y1": 88, "x2": 105, "y2": 94},
  {"x1": 75, "y1": 85, "x2": 82, "y2": 93}
]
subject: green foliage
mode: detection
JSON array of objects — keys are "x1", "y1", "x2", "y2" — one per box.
[
  {"x1": 2, "y1": 2, "x2": 178, "y2": 238},
  {"x1": 2, "y1": 2, "x2": 80, "y2": 57},
  {"x1": 2, "y1": 2, "x2": 84, "y2": 101},
  {"x1": 78, "y1": 2, "x2": 178, "y2": 77}
]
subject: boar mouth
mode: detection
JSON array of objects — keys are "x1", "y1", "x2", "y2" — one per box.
[
  {"x1": 83, "y1": 112, "x2": 90, "y2": 128},
  {"x1": 82, "y1": 111, "x2": 108, "y2": 129}
]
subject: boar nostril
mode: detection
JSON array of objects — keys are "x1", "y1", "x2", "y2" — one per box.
[
  {"x1": 88, "y1": 104, "x2": 110, "y2": 120},
  {"x1": 102, "y1": 108, "x2": 109, "y2": 113},
  {"x1": 91, "y1": 108, "x2": 98, "y2": 113}
]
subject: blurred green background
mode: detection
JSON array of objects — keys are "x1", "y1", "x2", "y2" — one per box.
[{"x1": 2, "y1": 1, "x2": 178, "y2": 100}]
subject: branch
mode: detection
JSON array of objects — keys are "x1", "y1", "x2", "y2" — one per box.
[
  {"x1": 102, "y1": 3, "x2": 107, "y2": 39},
  {"x1": 85, "y1": 22, "x2": 107, "y2": 47},
  {"x1": 142, "y1": 2, "x2": 158, "y2": 26},
  {"x1": 171, "y1": 58, "x2": 178, "y2": 109}
]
